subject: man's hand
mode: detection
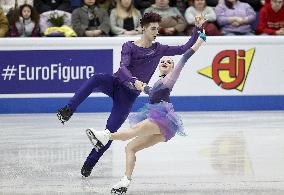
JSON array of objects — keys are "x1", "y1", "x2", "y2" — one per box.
[{"x1": 134, "y1": 80, "x2": 145, "y2": 91}]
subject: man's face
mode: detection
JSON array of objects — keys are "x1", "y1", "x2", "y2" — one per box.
[
  {"x1": 144, "y1": 22, "x2": 159, "y2": 42},
  {"x1": 271, "y1": 0, "x2": 283, "y2": 12}
]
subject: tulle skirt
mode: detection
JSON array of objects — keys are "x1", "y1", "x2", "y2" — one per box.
[{"x1": 128, "y1": 101, "x2": 187, "y2": 141}]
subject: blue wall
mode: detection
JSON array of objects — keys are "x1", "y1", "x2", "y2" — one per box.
[{"x1": 1, "y1": 95, "x2": 283, "y2": 114}]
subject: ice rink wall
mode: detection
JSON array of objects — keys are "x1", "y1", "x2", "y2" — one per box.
[{"x1": 0, "y1": 36, "x2": 284, "y2": 113}]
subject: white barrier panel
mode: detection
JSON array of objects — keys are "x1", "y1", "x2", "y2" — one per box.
[{"x1": 1, "y1": 36, "x2": 283, "y2": 96}]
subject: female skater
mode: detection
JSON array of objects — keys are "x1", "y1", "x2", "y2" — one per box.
[{"x1": 86, "y1": 30, "x2": 206, "y2": 194}]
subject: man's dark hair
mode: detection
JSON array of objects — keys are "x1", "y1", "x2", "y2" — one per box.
[{"x1": 140, "y1": 12, "x2": 162, "y2": 27}]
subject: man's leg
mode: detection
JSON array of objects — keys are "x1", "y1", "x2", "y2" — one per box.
[
  {"x1": 57, "y1": 73, "x2": 114, "y2": 123},
  {"x1": 69, "y1": 73, "x2": 114, "y2": 110},
  {"x1": 82, "y1": 88, "x2": 137, "y2": 176}
]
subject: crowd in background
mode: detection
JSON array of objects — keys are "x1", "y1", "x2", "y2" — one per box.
[{"x1": 0, "y1": 0, "x2": 283, "y2": 37}]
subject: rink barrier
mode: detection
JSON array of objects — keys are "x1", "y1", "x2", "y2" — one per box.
[
  {"x1": 0, "y1": 36, "x2": 284, "y2": 113},
  {"x1": 0, "y1": 95, "x2": 283, "y2": 113}
]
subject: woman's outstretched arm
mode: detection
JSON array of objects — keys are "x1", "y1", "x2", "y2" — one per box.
[{"x1": 163, "y1": 31, "x2": 206, "y2": 89}]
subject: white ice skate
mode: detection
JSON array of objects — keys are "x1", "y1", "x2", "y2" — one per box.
[
  {"x1": 111, "y1": 176, "x2": 131, "y2": 194},
  {"x1": 86, "y1": 128, "x2": 110, "y2": 152}
]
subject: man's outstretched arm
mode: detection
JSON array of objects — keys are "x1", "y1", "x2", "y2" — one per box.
[{"x1": 160, "y1": 15, "x2": 206, "y2": 56}]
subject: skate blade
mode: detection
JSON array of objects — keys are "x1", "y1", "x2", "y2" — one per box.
[
  {"x1": 57, "y1": 113, "x2": 65, "y2": 125},
  {"x1": 86, "y1": 129, "x2": 98, "y2": 146},
  {"x1": 111, "y1": 187, "x2": 127, "y2": 194},
  {"x1": 86, "y1": 129, "x2": 103, "y2": 152}
]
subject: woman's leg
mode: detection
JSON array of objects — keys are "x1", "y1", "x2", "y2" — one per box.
[
  {"x1": 124, "y1": 134, "x2": 166, "y2": 179},
  {"x1": 110, "y1": 119, "x2": 162, "y2": 141}
]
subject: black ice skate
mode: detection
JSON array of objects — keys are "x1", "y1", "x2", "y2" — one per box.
[
  {"x1": 81, "y1": 163, "x2": 93, "y2": 177},
  {"x1": 86, "y1": 128, "x2": 110, "y2": 152},
  {"x1": 111, "y1": 176, "x2": 131, "y2": 194},
  {"x1": 57, "y1": 105, "x2": 73, "y2": 124}
]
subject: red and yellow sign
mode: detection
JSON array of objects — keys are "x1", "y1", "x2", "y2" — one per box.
[{"x1": 198, "y1": 48, "x2": 255, "y2": 92}]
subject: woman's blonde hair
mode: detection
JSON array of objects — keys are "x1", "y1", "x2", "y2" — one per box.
[{"x1": 116, "y1": 0, "x2": 140, "y2": 19}]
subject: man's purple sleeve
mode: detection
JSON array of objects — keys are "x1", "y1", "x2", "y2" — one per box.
[
  {"x1": 116, "y1": 42, "x2": 137, "y2": 84},
  {"x1": 160, "y1": 27, "x2": 201, "y2": 56}
]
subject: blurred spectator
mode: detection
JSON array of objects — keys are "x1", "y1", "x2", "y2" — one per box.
[
  {"x1": 34, "y1": 0, "x2": 71, "y2": 14},
  {"x1": 170, "y1": 0, "x2": 188, "y2": 14},
  {"x1": 144, "y1": 0, "x2": 187, "y2": 35},
  {"x1": 97, "y1": 0, "x2": 115, "y2": 13},
  {"x1": 240, "y1": 0, "x2": 262, "y2": 11},
  {"x1": 256, "y1": 0, "x2": 284, "y2": 35},
  {"x1": 0, "y1": 6, "x2": 9, "y2": 37},
  {"x1": 1, "y1": 0, "x2": 34, "y2": 25},
  {"x1": 263, "y1": 0, "x2": 270, "y2": 5},
  {"x1": 188, "y1": 0, "x2": 218, "y2": 7},
  {"x1": 219, "y1": 0, "x2": 263, "y2": 9},
  {"x1": 110, "y1": 0, "x2": 142, "y2": 36},
  {"x1": 134, "y1": 0, "x2": 153, "y2": 13},
  {"x1": 215, "y1": 0, "x2": 256, "y2": 35},
  {"x1": 72, "y1": 0, "x2": 110, "y2": 36},
  {"x1": 10, "y1": 4, "x2": 40, "y2": 37},
  {"x1": 185, "y1": 0, "x2": 220, "y2": 35},
  {"x1": 0, "y1": 0, "x2": 33, "y2": 15},
  {"x1": 240, "y1": 0, "x2": 263, "y2": 31}
]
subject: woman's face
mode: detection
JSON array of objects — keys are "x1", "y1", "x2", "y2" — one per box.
[
  {"x1": 121, "y1": 0, "x2": 132, "y2": 9},
  {"x1": 194, "y1": 0, "x2": 206, "y2": 10},
  {"x1": 22, "y1": 6, "x2": 31, "y2": 19},
  {"x1": 84, "y1": 0, "x2": 96, "y2": 6},
  {"x1": 159, "y1": 56, "x2": 174, "y2": 75}
]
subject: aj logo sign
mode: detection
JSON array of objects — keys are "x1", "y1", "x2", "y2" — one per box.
[{"x1": 198, "y1": 49, "x2": 255, "y2": 92}]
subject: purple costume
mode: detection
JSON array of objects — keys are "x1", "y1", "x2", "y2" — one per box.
[
  {"x1": 68, "y1": 27, "x2": 200, "y2": 169},
  {"x1": 129, "y1": 49, "x2": 195, "y2": 141}
]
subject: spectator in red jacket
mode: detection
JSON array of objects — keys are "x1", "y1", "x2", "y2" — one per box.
[{"x1": 256, "y1": 0, "x2": 284, "y2": 35}]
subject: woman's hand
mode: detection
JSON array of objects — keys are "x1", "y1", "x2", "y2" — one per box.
[{"x1": 195, "y1": 13, "x2": 207, "y2": 28}]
